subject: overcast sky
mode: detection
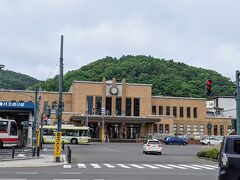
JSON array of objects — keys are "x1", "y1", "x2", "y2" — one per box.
[{"x1": 0, "y1": 0, "x2": 239, "y2": 81}]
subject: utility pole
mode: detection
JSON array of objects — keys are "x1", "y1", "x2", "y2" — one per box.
[
  {"x1": 54, "y1": 35, "x2": 64, "y2": 162},
  {"x1": 236, "y1": 70, "x2": 240, "y2": 135},
  {"x1": 32, "y1": 88, "x2": 38, "y2": 147}
]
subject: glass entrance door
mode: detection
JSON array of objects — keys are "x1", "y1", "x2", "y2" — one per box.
[
  {"x1": 106, "y1": 123, "x2": 120, "y2": 139},
  {"x1": 126, "y1": 124, "x2": 140, "y2": 139}
]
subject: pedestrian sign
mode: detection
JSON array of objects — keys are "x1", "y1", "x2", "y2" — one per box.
[{"x1": 54, "y1": 132, "x2": 62, "y2": 158}]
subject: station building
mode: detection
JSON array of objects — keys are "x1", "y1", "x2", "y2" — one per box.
[{"x1": 0, "y1": 78, "x2": 232, "y2": 143}]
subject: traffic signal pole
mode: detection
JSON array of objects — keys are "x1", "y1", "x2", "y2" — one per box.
[{"x1": 236, "y1": 70, "x2": 240, "y2": 135}]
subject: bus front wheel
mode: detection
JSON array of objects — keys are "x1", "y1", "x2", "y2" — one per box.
[{"x1": 71, "y1": 138, "x2": 78, "y2": 144}]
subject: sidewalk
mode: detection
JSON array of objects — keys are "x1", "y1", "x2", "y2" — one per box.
[{"x1": 0, "y1": 154, "x2": 66, "y2": 168}]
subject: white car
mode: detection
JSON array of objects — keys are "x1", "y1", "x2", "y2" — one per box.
[
  {"x1": 143, "y1": 139, "x2": 162, "y2": 155},
  {"x1": 200, "y1": 137, "x2": 222, "y2": 145}
]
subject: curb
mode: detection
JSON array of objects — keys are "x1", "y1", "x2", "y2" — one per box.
[{"x1": 197, "y1": 156, "x2": 218, "y2": 162}]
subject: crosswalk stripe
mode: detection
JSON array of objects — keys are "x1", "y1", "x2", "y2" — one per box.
[
  {"x1": 77, "y1": 163, "x2": 86, "y2": 168},
  {"x1": 166, "y1": 164, "x2": 188, "y2": 169},
  {"x1": 154, "y1": 164, "x2": 173, "y2": 169},
  {"x1": 129, "y1": 164, "x2": 145, "y2": 169},
  {"x1": 103, "y1": 164, "x2": 115, "y2": 168},
  {"x1": 63, "y1": 164, "x2": 72, "y2": 168},
  {"x1": 191, "y1": 165, "x2": 215, "y2": 170},
  {"x1": 91, "y1": 164, "x2": 101, "y2": 168},
  {"x1": 142, "y1": 164, "x2": 159, "y2": 169},
  {"x1": 178, "y1": 164, "x2": 201, "y2": 170},
  {"x1": 203, "y1": 165, "x2": 218, "y2": 168},
  {"x1": 117, "y1": 164, "x2": 130, "y2": 168}
]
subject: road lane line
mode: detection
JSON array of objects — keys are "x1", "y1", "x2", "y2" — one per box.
[
  {"x1": 16, "y1": 172, "x2": 39, "y2": 175},
  {"x1": 166, "y1": 164, "x2": 188, "y2": 169},
  {"x1": 116, "y1": 164, "x2": 130, "y2": 168},
  {"x1": 91, "y1": 163, "x2": 101, "y2": 168},
  {"x1": 77, "y1": 163, "x2": 86, "y2": 168},
  {"x1": 54, "y1": 179, "x2": 80, "y2": 180},
  {"x1": 142, "y1": 164, "x2": 159, "y2": 169},
  {"x1": 191, "y1": 165, "x2": 215, "y2": 170},
  {"x1": 60, "y1": 172, "x2": 82, "y2": 175},
  {"x1": 129, "y1": 164, "x2": 145, "y2": 169},
  {"x1": 103, "y1": 163, "x2": 115, "y2": 168},
  {"x1": 178, "y1": 164, "x2": 201, "y2": 170},
  {"x1": 154, "y1": 164, "x2": 173, "y2": 169}
]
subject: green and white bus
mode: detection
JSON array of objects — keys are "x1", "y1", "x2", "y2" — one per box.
[{"x1": 42, "y1": 125, "x2": 91, "y2": 144}]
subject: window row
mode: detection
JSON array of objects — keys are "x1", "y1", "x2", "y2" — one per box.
[
  {"x1": 87, "y1": 96, "x2": 140, "y2": 116},
  {"x1": 152, "y1": 106, "x2": 198, "y2": 118}
]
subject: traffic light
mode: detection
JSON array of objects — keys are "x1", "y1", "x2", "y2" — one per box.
[{"x1": 205, "y1": 79, "x2": 212, "y2": 96}]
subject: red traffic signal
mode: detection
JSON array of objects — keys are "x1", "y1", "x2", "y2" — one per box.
[{"x1": 205, "y1": 79, "x2": 212, "y2": 96}]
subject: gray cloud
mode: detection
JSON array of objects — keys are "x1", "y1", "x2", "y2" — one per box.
[{"x1": 0, "y1": 0, "x2": 239, "y2": 81}]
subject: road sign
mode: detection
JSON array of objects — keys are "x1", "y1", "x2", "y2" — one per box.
[{"x1": 54, "y1": 132, "x2": 62, "y2": 158}]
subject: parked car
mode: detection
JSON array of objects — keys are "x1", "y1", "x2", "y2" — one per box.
[
  {"x1": 163, "y1": 136, "x2": 188, "y2": 145},
  {"x1": 200, "y1": 137, "x2": 222, "y2": 145},
  {"x1": 143, "y1": 139, "x2": 162, "y2": 155},
  {"x1": 218, "y1": 135, "x2": 240, "y2": 180}
]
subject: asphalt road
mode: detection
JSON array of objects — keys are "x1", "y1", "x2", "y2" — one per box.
[{"x1": 0, "y1": 143, "x2": 219, "y2": 180}]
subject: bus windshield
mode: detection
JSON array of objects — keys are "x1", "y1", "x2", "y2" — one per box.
[{"x1": 0, "y1": 121, "x2": 8, "y2": 131}]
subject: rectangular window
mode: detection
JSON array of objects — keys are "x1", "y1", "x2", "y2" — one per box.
[
  {"x1": 173, "y1": 124, "x2": 177, "y2": 133},
  {"x1": 194, "y1": 107, "x2": 198, "y2": 118},
  {"x1": 234, "y1": 140, "x2": 240, "y2": 154},
  {"x1": 134, "y1": 98, "x2": 140, "y2": 116},
  {"x1": 200, "y1": 124, "x2": 204, "y2": 135},
  {"x1": 152, "y1": 106, "x2": 156, "y2": 115},
  {"x1": 159, "y1": 106, "x2": 163, "y2": 115},
  {"x1": 187, "y1": 107, "x2": 191, "y2": 118},
  {"x1": 228, "y1": 125, "x2": 232, "y2": 132},
  {"x1": 165, "y1": 124, "x2": 169, "y2": 134},
  {"x1": 159, "y1": 124, "x2": 163, "y2": 133},
  {"x1": 214, "y1": 125, "x2": 218, "y2": 136},
  {"x1": 194, "y1": 124, "x2": 198, "y2": 132},
  {"x1": 187, "y1": 124, "x2": 191, "y2": 135},
  {"x1": 166, "y1": 106, "x2": 170, "y2": 116},
  {"x1": 95, "y1": 97, "x2": 102, "y2": 115},
  {"x1": 106, "y1": 97, "x2": 112, "y2": 116},
  {"x1": 87, "y1": 96, "x2": 93, "y2": 115},
  {"x1": 180, "y1": 124, "x2": 184, "y2": 134},
  {"x1": 220, "y1": 125, "x2": 224, "y2": 136},
  {"x1": 154, "y1": 124, "x2": 158, "y2": 133},
  {"x1": 43, "y1": 101, "x2": 48, "y2": 111},
  {"x1": 173, "y1": 107, "x2": 177, "y2": 117},
  {"x1": 180, "y1": 107, "x2": 184, "y2": 118},
  {"x1": 116, "y1": 98, "x2": 122, "y2": 116},
  {"x1": 126, "y1": 98, "x2": 132, "y2": 116}
]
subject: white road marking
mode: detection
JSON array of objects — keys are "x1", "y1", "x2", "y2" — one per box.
[
  {"x1": 77, "y1": 163, "x2": 86, "y2": 168},
  {"x1": 154, "y1": 164, "x2": 173, "y2": 169},
  {"x1": 91, "y1": 163, "x2": 101, "y2": 168},
  {"x1": 54, "y1": 179, "x2": 81, "y2": 180},
  {"x1": 166, "y1": 164, "x2": 188, "y2": 169},
  {"x1": 129, "y1": 164, "x2": 145, "y2": 169},
  {"x1": 59, "y1": 172, "x2": 83, "y2": 175},
  {"x1": 16, "y1": 172, "x2": 39, "y2": 175},
  {"x1": 142, "y1": 164, "x2": 159, "y2": 169},
  {"x1": 203, "y1": 164, "x2": 219, "y2": 168},
  {"x1": 116, "y1": 164, "x2": 130, "y2": 168},
  {"x1": 178, "y1": 164, "x2": 201, "y2": 170},
  {"x1": 191, "y1": 164, "x2": 215, "y2": 170},
  {"x1": 0, "y1": 179, "x2": 27, "y2": 180},
  {"x1": 103, "y1": 163, "x2": 115, "y2": 168},
  {"x1": 63, "y1": 164, "x2": 72, "y2": 168}
]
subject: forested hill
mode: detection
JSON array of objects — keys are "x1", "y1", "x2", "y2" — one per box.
[
  {"x1": 0, "y1": 70, "x2": 40, "y2": 90},
  {"x1": 34, "y1": 55, "x2": 235, "y2": 98}
]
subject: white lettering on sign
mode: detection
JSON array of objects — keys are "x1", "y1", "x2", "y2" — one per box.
[{"x1": 0, "y1": 102, "x2": 25, "y2": 107}]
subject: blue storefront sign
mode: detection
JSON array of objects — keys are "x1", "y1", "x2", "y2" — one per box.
[{"x1": 0, "y1": 101, "x2": 34, "y2": 111}]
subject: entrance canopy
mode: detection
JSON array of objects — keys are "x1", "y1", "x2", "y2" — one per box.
[{"x1": 70, "y1": 115, "x2": 160, "y2": 124}]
